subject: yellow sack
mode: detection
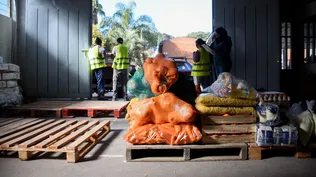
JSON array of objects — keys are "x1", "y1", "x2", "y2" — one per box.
[
  {"x1": 195, "y1": 103, "x2": 256, "y2": 115},
  {"x1": 196, "y1": 93, "x2": 257, "y2": 107}
]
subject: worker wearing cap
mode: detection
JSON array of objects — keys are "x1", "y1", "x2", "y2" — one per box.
[
  {"x1": 88, "y1": 37, "x2": 106, "y2": 99},
  {"x1": 111, "y1": 37, "x2": 129, "y2": 101}
]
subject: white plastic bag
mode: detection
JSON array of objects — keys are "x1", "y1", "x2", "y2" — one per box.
[
  {"x1": 287, "y1": 100, "x2": 316, "y2": 146},
  {"x1": 209, "y1": 72, "x2": 258, "y2": 99}
]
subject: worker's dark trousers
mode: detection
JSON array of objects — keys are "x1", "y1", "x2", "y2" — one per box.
[
  {"x1": 94, "y1": 68, "x2": 105, "y2": 94},
  {"x1": 112, "y1": 69, "x2": 128, "y2": 100}
]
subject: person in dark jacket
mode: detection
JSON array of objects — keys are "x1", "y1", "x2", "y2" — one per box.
[{"x1": 210, "y1": 27, "x2": 232, "y2": 76}]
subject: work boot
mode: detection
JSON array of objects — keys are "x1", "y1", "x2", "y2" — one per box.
[
  {"x1": 98, "y1": 91, "x2": 106, "y2": 100},
  {"x1": 195, "y1": 85, "x2": 202, "y2": 95}
]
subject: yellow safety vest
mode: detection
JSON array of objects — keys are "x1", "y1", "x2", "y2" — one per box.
[
  {"x1": 112, "y1": 44, "x2": 129, "y2": 70},
  {"x1": 88, "y1": 45, "x2": 106, "y2": 70},
  {"x1": 191, "y1": 48, "x2": 210, "y2": 76}
]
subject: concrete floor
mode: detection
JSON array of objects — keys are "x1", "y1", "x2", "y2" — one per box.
[{"x1": 1, "y1": 118, "x2": 316, "y2": 177}]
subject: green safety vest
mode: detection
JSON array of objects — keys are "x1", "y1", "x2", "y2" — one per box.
[
  {"x1": 88, "y1": 45, "x2": 106, "y2": 70},
  {"x1": 112, "y1": 44, "x2": 129, "y2": 70},
  {"x1": 191, "y1": 48, "x2": 210, "y2": 76}
]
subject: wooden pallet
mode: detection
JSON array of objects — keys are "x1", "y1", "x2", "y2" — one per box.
[
  {"x1": 0, "y1": 119, "x2": 110, "y2": 163},
  {"x1": 8, "y1": 101, "x2": 80, "y2": 118},
  {"x1": 126, "y1": 143, "x2": 248, "y2": 162},
  {"x1": 201, "y1": 114, "x2": 256, "y2": 144},
  {"x1": 248, "y1": 143, "x2": 298, "y2": 160},
  {"x1": 295, "y1": 143, "x2": 316, "y2": 158},
  {"x1": 62, "y1": 101, "x2": 129, "y2": 118}
]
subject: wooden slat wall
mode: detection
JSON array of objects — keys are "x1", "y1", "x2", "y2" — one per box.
[
  {"x1": 17, "y1": 0, "x2": 91, "y2": 98},
  {"x1": 213, "y1": 0, "x2": 281, "y2": 91}
]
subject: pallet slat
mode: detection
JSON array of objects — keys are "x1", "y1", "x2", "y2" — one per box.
[
  {"x1": 202, "y1": 124, "x2": 256, "y2": 134},
  {"x1": 48, "y1": 121, "x2": 99, "y2": 149},
  {"x1": 0, "y1": 119, "x2": 56, "y2": 144},
  {"x1": 0, "y1": 119, "x2": 39, "y2": 134},
  {"x1": 66, "y1": 121, "x2": 110, "y2": 150},
  {"x1": 202, "y1": 133, "x2": 256, "y2": 144},
  {"x1": 0, "y1": 119, "x2": 44, "y2": 137},
  {"x1": 34, "y1": 120, "x2": 89, "y2": 148},
  {"x1": 1, "y1": 120, "x2": 66, "y2": 148},
  {"x1": 0, "y1": 118, "x2": 24, "y2": 127},
  {"x1": 18, "y1": 120, "x2": 78, "y2": 148},
  {"x1": 201, "y1": 115, "x2": 256, "y2": 125}
]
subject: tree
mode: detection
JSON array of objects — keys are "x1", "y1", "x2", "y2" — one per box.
[
  {"x1": 100, "y1": 1, "x2": 157, "y2": 67},
  {"x1": 186, "y1": 31, "x2": 211, "y2": 40},
  {"x1": 92, "y1": 25, "x2": 106, "y2": 45},
  {"x1": 92, "y1": 0, "x2": 105, "y2": 25}
]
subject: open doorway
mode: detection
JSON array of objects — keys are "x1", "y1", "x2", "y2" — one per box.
[{"x1": 89, "y1": 0, "x2": 213, "y2": 99}]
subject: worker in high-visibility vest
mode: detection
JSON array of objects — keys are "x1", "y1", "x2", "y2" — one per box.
[
  {"x1": 88, "y1": 37, "x2": 106, "y2": 99},
  {"x1": 191, "y1": 38, "x2": 211, "y2": 94},
  {"x1": 111, "y1": 37, "x2": 129, "y2": 101}
]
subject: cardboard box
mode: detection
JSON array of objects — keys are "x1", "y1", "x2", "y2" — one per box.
[
  {"x1": 0, "y1": 56, "x2": 3, "y2": 64},
  {"x1": 0, "y1": 63, "x2": 20, "y2": 72},
  {"x1": 2, "y1": 73, "x2": 20, "y2": 80},
  {"x1": 6, "y1": 81, "x2": 18, "y2": 87},
  {"x1": 0, "y1": 81, "x2": 6, "y2": 88}
]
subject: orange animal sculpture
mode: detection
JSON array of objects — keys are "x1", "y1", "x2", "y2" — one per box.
[
  {"x1": 126, "y1": 92, "x2": 197, "y2": 130},
  {"x1": 143, "y1": 53, "x2": 179, "y2": 94}
]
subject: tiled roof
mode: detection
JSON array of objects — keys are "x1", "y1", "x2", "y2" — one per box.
[{"x1": 162, "y1": 37, "x2": 197, "y2": 61}]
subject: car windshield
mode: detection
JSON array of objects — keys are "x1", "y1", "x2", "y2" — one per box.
[{"x1": 176, "y1": 62, "x2": 192, "y2": 71}]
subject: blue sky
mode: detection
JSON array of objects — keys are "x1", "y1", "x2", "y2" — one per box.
[{"x1": 99, "y1": 0, "x2": 212, "y2": 37}]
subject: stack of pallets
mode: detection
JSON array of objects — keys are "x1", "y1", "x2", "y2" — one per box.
[{"x1": 201, "y1": 114, "x2": 257, "y2": 144}]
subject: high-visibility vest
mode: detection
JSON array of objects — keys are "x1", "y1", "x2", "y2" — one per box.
[
  {"x1": 191, "y1": 48, "x2": 210, "y2": 76},
  {"x1": 112, "y1": 44, "x2": 129, "y2": 70},
  {"x1": 88, "y1": 45, "x2": 106, "y2": 70}
]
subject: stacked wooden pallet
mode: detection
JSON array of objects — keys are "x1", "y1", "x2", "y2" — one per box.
[{"x1": 201, "y1": 114, "x2": 257, "y2": 144}]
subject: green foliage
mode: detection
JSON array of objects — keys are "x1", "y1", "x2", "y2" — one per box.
[
  {"x1": 100, "y1": 1, "x2": 159, "y2": 67},
  {"x1": 92, "y1": 25, "x2": 106, "y2": 45},
  {"x1": 186, "y1": 31, "x2": 211, "y2": 40},
  {"x1": 92, "y1": 0, "x2": 105, "y2": 25}
]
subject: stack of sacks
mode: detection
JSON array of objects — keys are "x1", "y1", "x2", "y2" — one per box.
[
  {"x1": 0, "y1": 56, "x2": 23, "y2": 107},
  {"x1": 123, "y1": 54, "x2": 202, "y2": 145},
  {"x1": 256, "y1": 124, "x2": 297, "y2": 146},
  {"x1": 196, "y1": 72, "x2": 258, "y2": 115}
]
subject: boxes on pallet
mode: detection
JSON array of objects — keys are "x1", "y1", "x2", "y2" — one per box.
[
  {"x1": 256, "y1": 124, "x2": 298, "y2": 146},
  {"x1": 0, "y1": 81, "x2": 6, "y2": 88},
  {"x1": 1, "y1": 73, "x2": 20, "y2": 80},
  {"x1": 0, "y1": 56, "x2": 3, "y2": 64},
  {"x1": 0, "y1": 63, "x2": 20, "y2": 72}
]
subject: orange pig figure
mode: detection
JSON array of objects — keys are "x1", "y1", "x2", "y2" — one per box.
[
  {"x1": 126, "y1": 92, "x2": 197, "y2": 130},
  {"x1": 143, "y1": 54, "x2": 179, "y2": 94}
]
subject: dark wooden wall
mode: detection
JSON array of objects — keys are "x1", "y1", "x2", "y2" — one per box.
[
  {"x1": 17, "y1": 0, "x2": 92, "y2": 98},
  {"x1": 213, "y1": 0, "x2": 280, "y2": 91}
]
